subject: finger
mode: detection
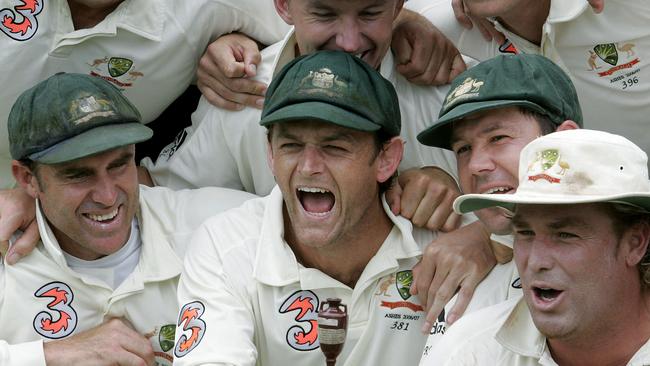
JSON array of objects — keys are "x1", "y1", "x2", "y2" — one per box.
[
  {"x1": 198, "y1": 83, "x2": 245, "y2": 111},
  {"x1": 423, "y1": 192, "x2": 456, "y2": 231},
  {"x1": 445, "y1": 280, "x2": 478, "y2": 326},
  {"x1": 409, "y1": 191, "x2": 440, "y2": 229},
  {"x1": 440, "y1": 212, "x2": 462, "y2": 233},
  {"x1": 391, "y1": 28, "x2": 413, "y2": 65},
  {"x1": 448, "y1": 53, "x2": 467, "y2": 83},
  {"x1": 208, "y1": 44, "x2": 247, "y2": 79},
  {"x1": 6, "y1": 219, "x2": 39, "y2": 265},
  {"x1": 451, "y1": 0, "x2": 473, "y2": 29},
  {"x1": 241, "y1": 43, "x2": 262, "y2": 78},
  {"x1": 398, "y1": 184, "x2": 426, "y2": 220},
  {"x1": 385, "y1": 180, "x2": 403, "y2": 216},
  {"x1": 420, "y1": 267, "x2": 451, "y2": 333},
  {"x1": 589, "y1": 0, "x2": 604, "y2": 13},
  {"x1": 410, "y1": 261, "x2": 422, "y2": 296}
]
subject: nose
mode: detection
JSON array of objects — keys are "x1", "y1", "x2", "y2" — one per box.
[
  {"x1": 90, "y1": 173, "x2": 119, "y2": 207},
  {"x1": 467, "y1": 148, "x2": 496, "y2": 176},
  {"x1": 297, "y1": 145, "x2": 325, "y2": 176},
  {"x1": 521, "y1": 237, "x2": 555, "y2": 273},
  {"x1": 335, "y1": 18, "x2": 362, "y2": 53}
]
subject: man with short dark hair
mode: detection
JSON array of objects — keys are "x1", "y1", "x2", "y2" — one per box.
[
  {"x1": 1, "y1": 73, "x2": 253, "y2": 366},
  {"x1": 173, "y1": 51, "x2": 515, "y2": 366},
  {"x1": 431, "y1": 129, "x2": 650, "y2": 365}
]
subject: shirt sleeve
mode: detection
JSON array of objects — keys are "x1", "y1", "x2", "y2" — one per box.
[
  {"x1": 174, "y1": 221, "x2": 257, "y2": 366},
  {"x1": 203, "y1": 0, "x2": 290, "y2": 46},
  {"x1": 0, "y1": 338, "x2": 46, "y2": 365}
]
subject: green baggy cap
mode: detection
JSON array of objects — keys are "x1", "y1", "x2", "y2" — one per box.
[
  {"x1": 9, "y1": 72, "x2": 152, "y2": 164},
  {"x1": 260, "y1": 50, "x2": 401, "y2": 137},
  {"x1": 417, "y1": 54, "x2": 583, "y2": 150}
]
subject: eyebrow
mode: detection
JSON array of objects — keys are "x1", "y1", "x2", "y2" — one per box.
[
  {"x1": 55, "y1": 150, "x2": 134, "y2": 178},
  {"x1": 511, "y1": 213, "x2": 591, "y2": 231},
  {"x1": 450, "y1": 121, "x2": 507, "y2": 146},
  {"x1": 276, "y1": 127, "x2": 356, "y2": 144}
]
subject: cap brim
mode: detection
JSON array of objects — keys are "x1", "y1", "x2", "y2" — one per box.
[
  {"x1": 29, "y1": 123, "x2": 153, "y2": 164},
  {"x1": 417, "y1": 100, "x2": 549, "y2": 149},
  {"x1": 454, "y1": 191, "x2": 650, "y2": 215},
  {"x1": 260, "y1": 101, "x2": 380, "y2": 132}
]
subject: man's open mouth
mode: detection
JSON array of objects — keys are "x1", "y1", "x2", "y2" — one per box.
[
  {"x1": 297, "y1": 187, "x2": 335, "y2": 216},
  {"x1": 533, "y1": 287, "x2": 563, "y2": 302}
]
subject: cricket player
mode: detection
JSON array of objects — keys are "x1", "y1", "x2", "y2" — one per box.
[
  {"x1": 173, "y1": 51, "x2": 516, "y2": 366},
  {"x1": 0, "y1": 73, "x2": 253, "y2": 366}
]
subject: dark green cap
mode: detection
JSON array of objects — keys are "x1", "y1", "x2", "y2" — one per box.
[
  {"x1": 260, "y1": 50, "x2": 401, "y2": 136},
  {"x1": 417, "y1": 54, "x2": 583, "y2": 149},
  {"x1": 9, "y1": 73, "x2": 152, "y2": 164}
]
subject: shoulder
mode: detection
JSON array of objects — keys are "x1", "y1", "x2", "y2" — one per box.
[{"x1": 429, "y1": 298, "x2": 517, "y2": 365}]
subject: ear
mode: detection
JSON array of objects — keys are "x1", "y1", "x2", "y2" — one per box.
[
  {"x1": 376, "y1": 136, "x2": 404, "y2": 184},
  {"x1": 12, "y1": 160, "x2": 40, "y2": 199},
  {"x1": 266, "y1": 136, "x2": 276, "y2": 176},
  {"x1": 555, "y1": 120, "x2": 580, "y2": 132},
  {"x1": 274, "y1": 0, "x2": 294, "y2": 25},
  {"x1": 620, "y1": 221, "x2": 650, "y2": 268}
]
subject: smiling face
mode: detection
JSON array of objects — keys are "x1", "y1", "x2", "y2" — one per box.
[
  {"x1": 268, "y1": 120, "x2": 399, "y2": 250},
  {"x1": 27, "y1": 145, "x2": 139, "y2": 260},
  {"x1": 274, "y1": 0, "x2": 403, "y2": 69},
  {"x1": 512, "y1": 203, "x2": 635, "y2": 341},
  {"x1": 451, "y1": 107, "x2": 542, "y2": 234}
]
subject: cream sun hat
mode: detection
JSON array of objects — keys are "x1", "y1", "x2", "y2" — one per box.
[{"x1": 454, "y1": 129, "x2": 650, "y2": 214}]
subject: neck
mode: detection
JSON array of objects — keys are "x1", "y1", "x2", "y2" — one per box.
[
  {"x1": 288, "y1": 197, "x2": 393, "y2": 288},
  {"x1": 497, "y1": 0, "x2": 550, "y2": 45},
  {"x1": 548, "y1": 290, "x2": 650, "y2": 366},
  {"x1": 67, "y1": 0, "x2": 121, "y2": 30}
]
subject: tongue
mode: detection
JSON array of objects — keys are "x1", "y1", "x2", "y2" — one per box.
[
  {"x1": 539, "y1": 289, "x2": 560, "y2": 300},
  {"x1": 301, "y1": 192, "x2": 334, "y2": 213}
]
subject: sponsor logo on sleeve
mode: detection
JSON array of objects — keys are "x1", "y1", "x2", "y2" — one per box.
[{"x1": 0, "y1": 0, "x2": 43, "y2": 41}]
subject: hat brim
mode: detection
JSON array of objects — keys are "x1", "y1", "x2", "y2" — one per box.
[
  {"x1": 260, "y1": 101, "x2": 380, "y2": 132},
  {"x1": 454, "y1": 191, "x2": 650, "y2": 215},
  {"x1": 29, "y1": 123, "x2": 153, "y2": 164},
  {"x1": 417, "y1": 99, "x2": 550, "y2": 149}
]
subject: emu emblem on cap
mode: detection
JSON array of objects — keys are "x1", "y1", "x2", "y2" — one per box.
[
  {"x1": 299, "y1": 68, "x2": 348, "y2": 97},
  {"x1": 527, "y1": 149, "x2": 570, "y2": 184},
  {"x1": 444, "y1": 77, "x2": 484, "y2": 108}
]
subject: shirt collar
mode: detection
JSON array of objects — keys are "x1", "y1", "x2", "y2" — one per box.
[
  {"x1": 496, "y1": 297, "x2": 549, "y2": 359},
  {"x1": 547, "y1": 0, "x2": 589, "y2": 24},
  {"x1": 57, "y1": 0, "x2": 164, "y2": 45},
  {"x1": 253, "y1": 186, "x2": 422, "y2": 287}
]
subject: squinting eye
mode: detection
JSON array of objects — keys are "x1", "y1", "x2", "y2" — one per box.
[
  {"x1": 515, "y1": 230, "x2": 534, "y2": 237},
  {"x1": 558, "y1": 232, "x2": 578, "y2": 239},
  {"x1": 454, "y1": 145, "x2": 471, "y2": 155}
]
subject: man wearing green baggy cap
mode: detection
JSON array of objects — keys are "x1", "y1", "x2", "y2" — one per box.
[
  {"x1": 174, "y1": 50, "x2": 517, "y2": 366},
  {"x1": 417, "y1": 54, "x2": 583, "y2": 365},
  {"x1": 429, "y1": 129, "x2": 650, "y2": 365},
  {"x1": 1, "y1": 73, "x2": 254, "y2": 366}
]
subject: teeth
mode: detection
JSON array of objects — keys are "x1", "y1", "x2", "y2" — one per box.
[
  {"x1": 87, "y1": 208, "x2": 118, "y2": 222},
  {"x1": 298, "y1": 187, "x2": 330, "y2": 194},
  {"x1": 354, "y1": 52, "x2": 364, "y2": 58},
  {"x1": 482, "y1": 186, "x2": 511, "y2": 194}
]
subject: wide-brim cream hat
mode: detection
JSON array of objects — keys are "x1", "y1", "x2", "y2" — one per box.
[{"x1": 454, "y1": 129, "x2": 650, "y2": 214}]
